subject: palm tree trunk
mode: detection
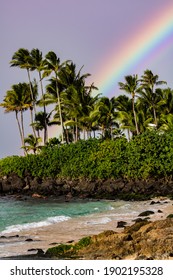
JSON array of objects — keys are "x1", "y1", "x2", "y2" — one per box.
[
  {"x1": 63, "y1": 124, "x2": 68, "y2": 144},
  {"x1": 30, "y1": 109, "x2": 37, "y2": 138},
  {"x1": 39, "y1": 71, "x2": 48, "y2": 144},
  {"x1": 110, "y1": 126, "x2": 113, "y2": 139},
  {"x1": 55, "y1": 74, "x2": 64, "y2": 143},
  {"x1": 27, "y1": 69, "x2": 36, "y2": 113},
  {"x1": 15, "y1": 111, "x2": 24, "y2": 147},
  {"x1": 19, "y1": 110, "x2": 27, "y2": 155},
  {"x1": 75, "y1": 118, "x2": 78, "y2": 142},
  {"x1": 73, "y1": 126, "x2": 75, "y2": 143},
  {"x1": 20, "y1": 110, "x2": 25, "y2": 141},
  {"x1": 127, "y1": 129, "x2": 130, "y2": 141},
  {"x1": 153, "y1": 105, "x2": 158, "y2": 126},
  {"x1": 66, "y1": 127, "x2": 69, "y2": 144},
  {"x1": 132, "y1": 96, "x2": 139, "y2": 135},
  {"x1": 27, "y1": 69, "x2": 37, "y2": 137}
]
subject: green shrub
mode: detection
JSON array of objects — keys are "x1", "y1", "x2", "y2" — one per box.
[
  {"x1": 74, "y1": 236, "x2": 92, "y2": 250},
  {"x1": 1, "y1": 131, "x2": 173, "y2": 180},
  {"x1": 46, "y1": 244, "x2": 73, "y2": 257}
]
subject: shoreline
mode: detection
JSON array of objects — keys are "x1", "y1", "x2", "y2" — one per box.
[{"x1": 0, "y1": 197, "x2": 172, "y2": 259}]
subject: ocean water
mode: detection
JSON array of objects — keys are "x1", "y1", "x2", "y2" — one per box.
[
  {"x1": 0, "y1": 197, "x2": 115, "y2": 234},
  {"x1": 0, "y1": 196, "x2": 169, "y2": 236}
]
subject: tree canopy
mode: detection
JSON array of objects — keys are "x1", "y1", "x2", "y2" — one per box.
[{"x1": 1, "y1": 48, "x2": 172, "y2": 155}]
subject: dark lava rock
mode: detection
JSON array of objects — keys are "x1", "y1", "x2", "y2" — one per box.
[
  {"x1": 138, "y1": 210, "x2": 154, "y2": 217},
  {"x1": 9, "y1": 235, "x2": 19, "y2": 238},
  {"x1": 150, "y1": 200, "x2": 160, "y2": 205},
  {"x1": 117, "y1": 221, "x2": 127, "y2": 228},
  {"x1": 28, "y1": 248, "x2": 44, "y2": 256},
  {"x1": 158, "y1": 210, "x2": 163, "y2": 213},
  {"x1": 25, "y1": 238, "x2": 33, "y2": 242},
  {"x1": 132, "y1": 218, "x2": 144, "y2": 223},
  {"x1": 37, "y1": 249, "x2": 44, "y2": 255},
  {"x1": 28, "y1": 248, "x2": 37, "y2": 252}
]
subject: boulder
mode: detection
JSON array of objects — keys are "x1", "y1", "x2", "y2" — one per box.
[
  {"x1": 117, "y1": 221, "x2": 127, "y2": 228},
  {"x1": 138, "y1": 210, "x2": 154, "y2": 217}
]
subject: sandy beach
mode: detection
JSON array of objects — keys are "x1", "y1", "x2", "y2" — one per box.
[{"x1": 0, "y1": 197, "x2": 172, "y2": 258}]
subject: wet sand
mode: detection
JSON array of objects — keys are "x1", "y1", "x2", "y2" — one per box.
[{"x1": 0, "y1": 198, "x2": 172, "y2": 258}]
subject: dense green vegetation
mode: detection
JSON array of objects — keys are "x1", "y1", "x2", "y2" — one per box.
[
  {"x1": 1, "y1": 48, "x2": 173, "y2": 181},
  {"x1": 1, "y1": 131, "x2": 173, "y2": 180}
]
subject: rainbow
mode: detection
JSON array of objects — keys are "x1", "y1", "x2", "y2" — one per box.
[{"x1": 93, "y1": 3, "x2": 173, "y2": 97}]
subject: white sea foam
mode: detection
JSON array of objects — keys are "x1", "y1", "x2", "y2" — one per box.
[
  {"x1": 1, "y1": 215, "x2": 71, "y2": 234},
  {"x1": 86, "y1": 217, "x2": 111, "y2": 225},
  {"x1": 107, "y1": 206, "x2": 115, "y2": 210}
]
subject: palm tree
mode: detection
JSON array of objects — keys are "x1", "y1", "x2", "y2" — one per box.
[
  {"x1": 158, "y1": 88, "x2": 173, "y2": 115},
  {"x1": 158, "y1": 114, "x2": 173, "y2": 132},
  {"x1": 90, "y1": 97, "x2": 118, "y2": 139},
  {"x1": 10, "y1": 48, "x2": 37, "y2": 136},
  {"x1": 56, "y1": 62, "x2": 92, "y2": 142},
  {"x1": 119, "y1": 75, "x2": 140, "y2": 135},
  {"x1": 79, "y1": 86, "x2": 100, "y2": 139},
  {"x1": 39, "y1": 77, "x2": 64, "y2": 141},
  {"x1": 0, "y1": 83, "x2": 32, "y2": 151},
  {"x1": 30, "y1": 48, "x2": 48, "y2": 143},
  {"x1": 140, "y1": 69, "x2": 167, "y2": 92},
  {"x1": 31, "y1": 111, "x2": 51, "y2": 138},
  {"x1": 114, "y1": 95, "x2": 134, "y2": 139},
  {"x1": 42, "y1": 51, "x2": 65, "y2": 142},
  {"x1": 23, "y1": 134, "x2": 42, "y2": 154},
  {"x1": 61, "y1": 85, "x2": 83, "y2": 142},
  {"x1": 139, "y1": 69, "x2": 167, "y2": 126},
  {"x1": 137, "y1": 87, "x2": 163, "y2": 126}
]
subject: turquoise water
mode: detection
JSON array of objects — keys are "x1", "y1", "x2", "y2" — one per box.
[{"x1": 0, "y1": 197, "x2": 112, "y2": 233}]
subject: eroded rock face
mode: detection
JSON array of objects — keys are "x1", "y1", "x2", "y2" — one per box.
[
  {"x1": 76, "y1": 219, "x2": 173, "y2": 259},
  {"x1": 1, "y1": 175, "x2": 173, "y2": 200},
  {"x1": 1, "y1": 174, "x2": 25, "y2": 193}
]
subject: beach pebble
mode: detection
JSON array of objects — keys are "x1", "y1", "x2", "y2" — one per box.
[{"x1": 67, "y1": 240, "x2": 74, "y2": 243}]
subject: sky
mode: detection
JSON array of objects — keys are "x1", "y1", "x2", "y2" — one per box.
[{"x1": 1, "y1": 0, "x2": 173, "y2": 158}]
